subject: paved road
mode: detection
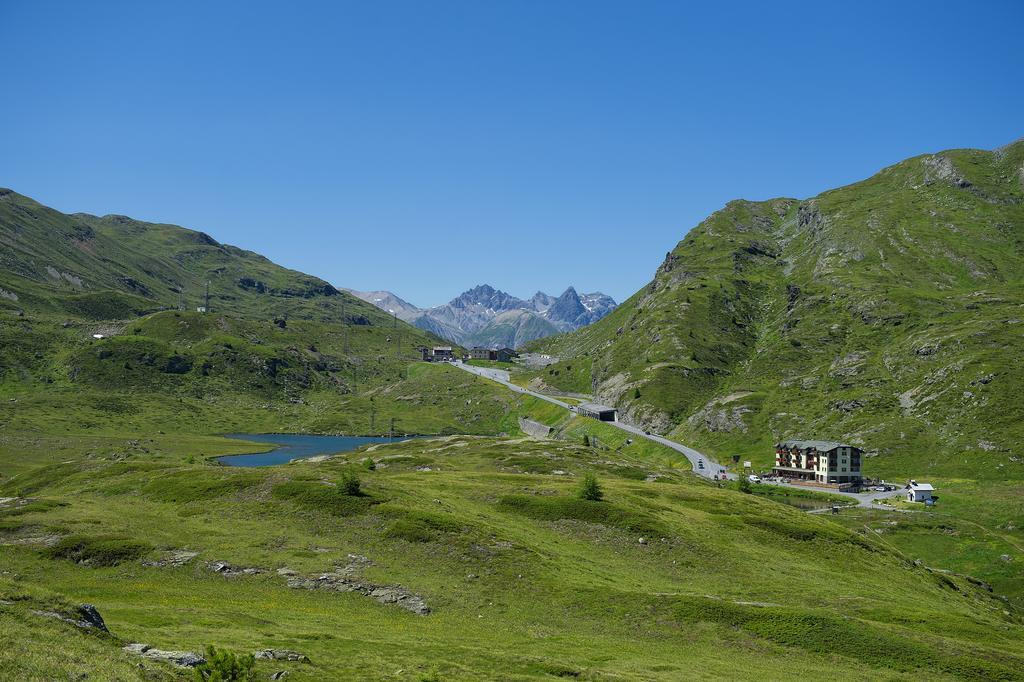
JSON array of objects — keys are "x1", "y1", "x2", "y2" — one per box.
[
  {"x1": 762, "y1": 479, "x2": 906, "y2": 508},
  {"x1": 453, "y1": 362, "x2": 916, "y2": 506},
  {"x1": 454, "y1": 361, "x2": 728, "y2": 480}
]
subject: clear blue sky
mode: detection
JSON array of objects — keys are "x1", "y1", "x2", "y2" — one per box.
[{"x1": 2, "y1": 1, "x2": 1022, "y2": 306}]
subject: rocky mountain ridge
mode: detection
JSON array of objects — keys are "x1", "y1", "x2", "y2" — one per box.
[{"x1": 348, "y1": 283, "x2": 616, "y2": 348}]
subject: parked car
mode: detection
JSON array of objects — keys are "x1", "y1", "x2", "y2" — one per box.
[
  {"x1": 697, "y1": 459, "x2": 705, "y2": 469},
  {"x1": 873, "y1": 485, "x2": 887, "y2": 492},
  {"x1": 748, "y1": 475, "x2": 761, "y2": 484}
]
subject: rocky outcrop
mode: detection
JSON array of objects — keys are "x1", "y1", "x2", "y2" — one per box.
[
  {"x1": 285, "y1": 554, "x2": 430, "y2": 615},
  {"x1": 31, "y1": 603, "x2": 108, "y2": 632},
  {"x1": 142, "y1": 550, "x2": 198, "y2": 568},
  {"x1": 207, "y1": 560, "x2": 264, "y2": 577},
  {"x1": 286, "y1": 571, "x2": 430, "y2": 615},
  {"x1": 123, "y1": 643, "x2": 205, "y2": 667},
  {"x1": 254, "y1": 649, "x2": 309, "y2": 662},
  {"x1": 923, "y1": 155, "x2": 972, "y2": 189},
  {"x1": 687, "y1": 403, "x2": 751, "y2": 433}
]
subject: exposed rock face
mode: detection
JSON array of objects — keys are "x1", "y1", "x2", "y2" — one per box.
[
  {"x1": 78, "y1": 604, "x2": 107, "y2": 631},
  {"x1": 688, "y1": 404, "x2": 752, "y2": 433},
  {"x1": 923, "y1": 154, "x2": 972, "y2": 188}
]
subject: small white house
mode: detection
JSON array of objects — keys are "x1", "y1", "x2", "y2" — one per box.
[{"x1": 906, "y1": 480, "x2": 934, "y2": 503}]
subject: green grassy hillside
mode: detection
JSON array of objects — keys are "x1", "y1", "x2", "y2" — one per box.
[
  {"x1": 3, "y1": 435, "x2": 1023, "y2": 680},
  {"x1": 529, "y1": 141, "x2": 1024, "y2": 481},
  {"x1": 0, "y1": 188, "x2": 403, "y2": 326}
]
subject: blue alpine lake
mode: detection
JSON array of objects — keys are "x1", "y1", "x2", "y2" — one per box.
[{"x1": 217, "y1": 433, "x2": 415, "y2": 467}]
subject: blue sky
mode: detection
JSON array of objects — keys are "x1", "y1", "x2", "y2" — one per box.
[{"x1": 2, "y1": 1, "x2": 1022, "y2": 306}]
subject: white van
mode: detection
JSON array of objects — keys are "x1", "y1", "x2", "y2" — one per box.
[{"x1": 748, "y1": 475, "x2": 761, "y2": 484}]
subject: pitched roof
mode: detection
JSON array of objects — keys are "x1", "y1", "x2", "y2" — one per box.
[
  {"x1": 908, "y1": 482, "x2": 934, "y2": 491},
  {"x1": 777, "y1": 439, "x2": 855, "y2": 452}
]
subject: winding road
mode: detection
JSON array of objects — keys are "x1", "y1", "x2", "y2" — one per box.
[
  {"x1": 453, "y1": 361, "x2": 728, "y2": 480},
  {"x1": 454, "y1": 361, "x2": 903, "y2": 509}
]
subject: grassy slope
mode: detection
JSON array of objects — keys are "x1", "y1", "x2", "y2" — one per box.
[
  {"x1": 525, "y1": 142, "x2": 1024, "y2": 622},
  {"x1": 0, "y1": 188, "x2": 408, "y2": 326},
  {"x1": 528, "y1": 142, "x2": 1024, "y2": 482},
  {"x1": 2, "y1": 435, "x2": 1023, "y2": 680}
]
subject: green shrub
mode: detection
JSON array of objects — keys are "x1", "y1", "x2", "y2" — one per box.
[
  {"x1": 582, "y1": 435, "x2": 590, "y2": 447},
  {"x1": 577, "y1": 473, "x2": 603, "y2": 501},
  {"x1": 362, "y1": 458, "x2": 376, "y2": 470},
  {"x1": 44, "y1": 535, "x2": 151, "y2": 567},
  {"x1": 194, "y1": 645, "x2": 256, "y2": 681},
  {"x1": 340, "y1": 471, "x2": 362, "y2": 496}
]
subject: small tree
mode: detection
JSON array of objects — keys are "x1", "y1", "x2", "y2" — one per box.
[
  {"x1": 194, "y1": 646, "x2": 256, "y2": 681},
  {"x1": 633, "y1": 388, "x2": 641, "y2": 399},
  {"x1": 578, "y1": 473, "x2": 604, "y2": 501},
  {"x1": 340, "y1": 471, "x2": 362, "y2": 496},
  {"x1": 582, "y1": 435, "x2": 590, "y2": 447},
  {"x1": 362, "y1": 457, "x2": 376, "y2": 471},
  {"x1": 736, "y1": 475, "x2": 752, "y2": 494}
]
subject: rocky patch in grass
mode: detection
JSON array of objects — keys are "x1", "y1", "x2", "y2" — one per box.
[
  {"x1": 123, "y1": 643, "x2": 206, "y2": 668},
  {"x1": 284, "y1": 553, "x2": 430, "y2": 615},
  {"x1": 31, "y1": 603, "x2": 108, "y2": 632},
  {"x1": 207, "y1": 560, "x2": 265, "y2": 577},
  {"x1": 255, "y1": 649, "x2": 309, "y2": 662},
  {"x1": 142, "y1": 549, "x2": 198, "y2": 568}
]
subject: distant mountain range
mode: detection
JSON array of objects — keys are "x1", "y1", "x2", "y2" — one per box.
[{"x1": 346, "y1": 284, "x2": 616, "y2": 348}]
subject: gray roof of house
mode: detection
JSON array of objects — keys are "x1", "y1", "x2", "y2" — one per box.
[
  {"x1": 579, "y1": 402, "x2": 617, "y2": 413},
  {"x1": 777, "y1": 439, "x2": 855, "y2": 452},
  {"x1": 908, "y1": 482, "x2": 934, "y2": 491}
]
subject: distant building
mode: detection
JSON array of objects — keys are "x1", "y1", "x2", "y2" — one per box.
[
  {"x1": 905, "y1": 480, "x2": 934, "y2": 503},
  {"x1": 494, "y1": 348, "x2": 518, "y2": 362},
  {"x1": 422, "y1": 346, "x2": 455, "y2": 362},
  {"x1": 773, "y1": 440, "x2": 863, "y2": 486},
  {"x1": 468, "y1": 347, "x2": 518, "y2": 362},
  {"x1": 578, "y1": 403, "x2": 617, "y2": 422}
]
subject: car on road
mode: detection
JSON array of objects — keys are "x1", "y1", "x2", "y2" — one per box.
[
  {"x1": 873, "y1": 485, "x2": 887, "y2": 492},
  {"x1": 748, "y1": 475, "x2": 761, "y2": 484},
  {"x1": 697, "y1": 459, "x2": 705, "y2": 469}
]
